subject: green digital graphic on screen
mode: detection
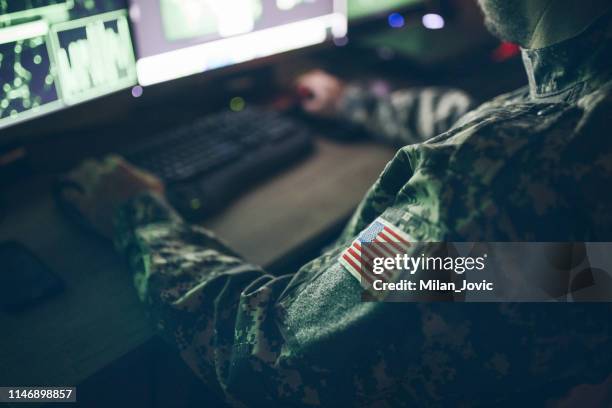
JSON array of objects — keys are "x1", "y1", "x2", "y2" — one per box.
[
  {"x1": 0, "y1": 0, "x2": 75, "y2": 23},
  {"x1": 348, "y1": 0, "x2": 423, "y2": 20},
  {"x1": 160, "y1": 0, "x2": 266, "y2": 41},
  {"x1": 0, "y1": 0, "x2": 136, "y2": 129},
  {"x1": 49, "y1": 10, "x2": 136, "y2": 104},
  {"x1": 159, "y1": 0, "x2": 324, "y2": 41},
  {"x1": 0, "y1": 24, "x2": 62, "y2": 123}
]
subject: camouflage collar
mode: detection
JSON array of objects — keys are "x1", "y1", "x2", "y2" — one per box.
[{"x1": 521, "y1": 13, "x2": 612, "y2": 100}]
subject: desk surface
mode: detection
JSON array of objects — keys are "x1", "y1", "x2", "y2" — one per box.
[{"x1": 0, "y1": 137, "x2": 394, "y2": 387}]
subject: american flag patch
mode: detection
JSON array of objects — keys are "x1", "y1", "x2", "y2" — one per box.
[{"x1": 340, "y1": 217, "x2": 412, "y2": 288}]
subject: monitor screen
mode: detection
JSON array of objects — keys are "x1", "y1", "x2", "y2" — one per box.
[
  {"x1": 129, "y1": 0, "x2": 347, "y2": 86},
  {"x1": 348, "y1": 0, "x2": 423, "y2": 21},
  {"x1": 0, "y1": 0, "x2": 138, "y2": 130}
]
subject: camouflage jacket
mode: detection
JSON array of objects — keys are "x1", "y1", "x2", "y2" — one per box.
[{"x1": 114, "y1": 18, "x2": 612, "y2": 407}]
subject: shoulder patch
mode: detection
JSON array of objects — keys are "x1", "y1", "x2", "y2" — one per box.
[{"x1": 339, "y1": 217, "x2": 414, "y2": 288}]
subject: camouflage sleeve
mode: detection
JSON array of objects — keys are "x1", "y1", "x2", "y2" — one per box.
[
  {"x1": 338, "y1": 82, "x2": 474, "y2": 146},
  {"x1": 113, "y1": 193, "x2": 268, "y2": 403},
  {"x1": 112, "y1": 192, "x2": 612, "y2": 407}
]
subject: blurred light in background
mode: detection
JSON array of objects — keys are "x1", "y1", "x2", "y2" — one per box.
[
  {"x1": 131, "y1": 85, "x2": 143, "y2": 98},
  {"x1": 333, "y1": 36, "x2": 349, "y2": 47},
  {"x1": 230, "y1": 96, "x2": 246, "y2": 112},
  {"x1": 387, "y1": 13, "x2": 405, "y2": 29},
  {"x1": 491, "y1": 41, "x2": 521, "y2": 62},
  {"x1": 422, "y1": 13, "x2": 444, "y2": 29}
]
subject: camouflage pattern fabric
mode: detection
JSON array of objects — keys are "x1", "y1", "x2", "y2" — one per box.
[
  {"x1": 113, "y1": 17, "x2": 612, "y2": 407},
  {"x1": 340, "y1": 82, "x2": 474, "y2": 146}
]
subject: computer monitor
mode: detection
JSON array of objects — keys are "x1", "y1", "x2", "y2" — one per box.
[
  {"x1": 348, "y1": 0, "x2": 425, "y2": 22},
  {"x1": 0, "y1": 0, "x2": 138, "y2": 130},
  {"x1": 128, "y1": 0, "x2": 347, "y2": 86}
]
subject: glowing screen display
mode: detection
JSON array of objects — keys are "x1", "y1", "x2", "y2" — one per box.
[
  {"x1": 129, "y1": 0, "x2": 347, "y2": 86},
  {"x1": 0, "y1": 0, "x2": 137, "y2": 129}
]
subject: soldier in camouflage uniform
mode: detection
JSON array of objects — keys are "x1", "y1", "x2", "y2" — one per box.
[{"x1": 65, "y1": 0, "x2": 612, "y2": 405}]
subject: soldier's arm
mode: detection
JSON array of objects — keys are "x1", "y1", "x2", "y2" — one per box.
[
  {"x1": 114, "y1": 193, "x2": 268, "y2": 402},
  {"x1": 338, "y1": 82, "x2": 474, "y2": 145},
  {"x1": 113, "y1": 192, "x2": 612, "y2": 406},
  {"x1": 113, "y1": 193, "x2": 436, "y2": 405}
]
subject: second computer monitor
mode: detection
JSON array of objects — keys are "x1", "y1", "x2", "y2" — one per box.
[
  {"x1": 128, "y1": 0, "x2": 347, "y2": 86},
  {"x1": 0, "y1": 0, "x2": 137, "y2": 130}
]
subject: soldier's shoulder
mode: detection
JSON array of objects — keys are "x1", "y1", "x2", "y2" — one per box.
[
  {"x1": 475, "y1": 86, "x2": 530, "y2": 110},
  {"x1": 451, "y1": 86, "x2": 529, "y2": 128}
]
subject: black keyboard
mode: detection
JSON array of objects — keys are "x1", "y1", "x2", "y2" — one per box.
[{"x1": 125, "y1": 108, "x2": 313, "y2": 219}]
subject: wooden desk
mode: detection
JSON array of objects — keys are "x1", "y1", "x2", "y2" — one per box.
[{"x1": 0, "y1": 138, "x2": 394, "y2": 387}]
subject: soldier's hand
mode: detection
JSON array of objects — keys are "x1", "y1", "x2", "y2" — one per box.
[
  {"x1": 63, "y1": 155, "x2": 165, "y2": 239},
  {"x1": 295, "y1": 69, "x2": 346, "y2": 118}
]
